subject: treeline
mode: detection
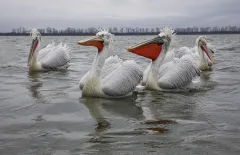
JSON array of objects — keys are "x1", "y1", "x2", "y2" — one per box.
[{"x1": 1, "y1": 26, "x2": 240, "y2": 36}]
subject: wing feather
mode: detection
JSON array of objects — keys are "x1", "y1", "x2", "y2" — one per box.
[
  {"x1": 37, "y1": 42, "x2": 56, "y2": 62},
  {"x1": 100, "y1": 55, "x2": 122, "y2": 80},
  {"x1": 162, "y1": 47, "x2": 191, "y2": 64},
  {"x1": 158, "y1": 54, "x2": 200, "y2": 89},
  {"x1": 38, "y1": 43, "x2": 70, "y2": 69},
  {"x1": 101, "y1": 57, "x2": 143, "y2": 97}
]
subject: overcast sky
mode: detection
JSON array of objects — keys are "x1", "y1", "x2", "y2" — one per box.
[{"x1": 0, "y1": 0, "x2": 239, "y2": 32}]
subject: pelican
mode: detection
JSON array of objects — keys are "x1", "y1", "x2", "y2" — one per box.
[
  {"x1": 167, "y1": 36, "x2": 215, "y2": 71},
  {"x1": 192, "y1": 36, "x2": 215, "y2": 71},
  {"x1": 77, "y1": 30, "x2": 143, "y2": 98},
  {"x1": 126, "y1": 28, "x2": 215, "y2": 90},
  {"x1": 27, "y1": 28, "x2": 70, "y2": 71}
]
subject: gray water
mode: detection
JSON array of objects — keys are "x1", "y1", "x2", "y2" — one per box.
[{"x1": 0, "y1": 35, "x2": 240, "y2": 155}]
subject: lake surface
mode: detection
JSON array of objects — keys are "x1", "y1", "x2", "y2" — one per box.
[{"x1": 0, "y1": 35, "x2": 240, "y2": 155}]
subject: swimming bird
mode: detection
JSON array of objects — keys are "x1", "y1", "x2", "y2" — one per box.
[
  {"x1": 177, "y1": 36, "x2": 215, "y2": 71},
  {"x1": 77, "y1": 30, "x2": 143, "y2": 98},
  {"x1": 27, "y1": 28, "x2": 70, "y2": 71},
  {"x1": 126, "y1": 28, "x2": 214, "y2": 90}
]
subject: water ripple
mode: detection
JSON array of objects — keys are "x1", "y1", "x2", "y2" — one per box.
[{"x1": 0, "y1": 35, "x2": 240, "y2": 155}]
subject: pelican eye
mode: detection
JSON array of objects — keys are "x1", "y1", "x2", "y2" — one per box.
[
  {"x1": 202, "y1": 41, "x2": 206, "y2": 45},
  {"x1": 152, "y1": 37, "x2": 164, "y2": 46}
]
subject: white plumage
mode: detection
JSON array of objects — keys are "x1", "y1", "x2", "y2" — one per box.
[
  {"x1": 163, "y1": 36, "x2": 215, "y2": 71},
  {"x1": 157, "y1": 53, "x2": 200, "y2": 89},
  {"x1": 148, "y1": 33, "x2": 214, "y2": 90},
  {"x1": 101, "y1": 56, "x2": 143, "y2": 96},
  {"x1": 38, "y1": 43, "x2": 70, "y2": 69},
  {"x1": 78, "y1": 31, "x2": 143, "y2": 98},
  {"x1": 28, "y1": 29, "x2": 70, "y2": 71},
  {"x1": 129, "y1": 28, "x2": 210, "y2": 90}
]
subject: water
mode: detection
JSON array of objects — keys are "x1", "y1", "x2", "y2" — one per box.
[{"x1": 0, "y1": 35, "x2": 240, "y2": 155}]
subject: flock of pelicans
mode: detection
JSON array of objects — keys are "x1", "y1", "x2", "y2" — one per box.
[{"x1": 27, "y1": 28, "x2": 215, "y2": 98}]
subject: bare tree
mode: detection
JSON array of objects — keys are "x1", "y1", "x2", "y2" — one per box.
[{"x1": 12, "y1": 29, "x2": 16, "y2": 33}]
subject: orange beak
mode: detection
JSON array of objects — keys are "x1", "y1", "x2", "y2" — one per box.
[
  {"x1": 28, "y1": 38, "x2": 39, "y2": 66},
  {"x1": 77, "y1": 36, "x2": 104, "y2": 52},
  {"x1": 126, "y1": 37, "x2": 163, "y2": 61},
  {"x1": 200, "y1": 45, "x2": 215, "y2": 63}
]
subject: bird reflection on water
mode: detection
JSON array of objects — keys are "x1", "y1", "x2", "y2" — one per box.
[
  {"x1": 80, "y1": 95, "x2": 175, "y2": 142},
  {"x1": 1, "y1": 35, "x2": 240, "y2": 155},
  {"x1": 28, "y1": 72, "x2": 43, "y2": 99}
]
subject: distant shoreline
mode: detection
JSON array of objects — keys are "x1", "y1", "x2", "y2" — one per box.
[{"x1": 0, "y1": 31, "x2": 240, "y2": 36}]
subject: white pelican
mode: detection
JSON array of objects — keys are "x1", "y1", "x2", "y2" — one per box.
[
  {"x1": 27, "y1": 28, "x2": 70, "y2": 71},
  {"x1": 177, "y1": 36, "x2": 215, "y2": 71},
  {"x1": 77, "y1": 30, "x2": 143, "y2": 98},
  {"x1": 126, "y1": 28, "x2": 215, "y2": 90}
]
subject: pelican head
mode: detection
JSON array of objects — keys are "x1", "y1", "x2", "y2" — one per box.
[
  {"x1": 196, "y1": 36, "x2": 215, "y2": 63},
  {"x1": 77, "y1": 29, "x2": 113, "y2": 52},
  {"x1": 28, "y1": 28, "x2": 41, "y2": 66},
  {"x1": 126, "y1": 28, "x2": 175, "y2": 61}
]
